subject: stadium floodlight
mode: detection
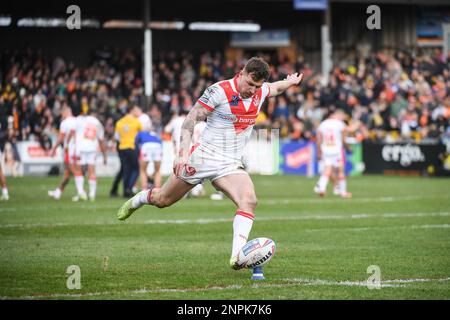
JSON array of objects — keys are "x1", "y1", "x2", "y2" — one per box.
[
  {"x1": 103, "y1": 20, "x2": 184, "y2": 30},
  {"x1": 18, "y1": 18, "x2": 65, "y2": 27},
  {"x1": 17, "y1": 18, "x2": 100, "y2": 28},
  {"x1": 0, "y1": 16, "x2": 11, "y2": 27},
  {"x1": 188, "y1": 22, "x2": 261, "y2": 32},
  {"x1": 103, "y1": 20, "x2": 143, "y2": 29},
  {"x1": 149, "y1": 21, "x2": 184, "y2": 30}
]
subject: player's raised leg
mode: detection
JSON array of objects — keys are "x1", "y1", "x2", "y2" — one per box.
[
  {"x1": 211, "y1": 172, "x2": 257, "y2": 270},
  {"x1": 117, "y1": 174, "x2": 195, "y2": 220}
]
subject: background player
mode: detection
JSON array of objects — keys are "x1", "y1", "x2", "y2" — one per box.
[
  {"x1": 164, "y1": 109, "x2": 187, "y2": 158},
  {"x1": 114, "y1": 105, "x2": 143, "y2": 197},
  {"x1": 117, "y1": 57, "x2": 303, "y2": 279},
  {"x1": 70, "y1": 110, "x2": 107, "y2": 201},
  {"x1": 48, "y1": 106, "x2": 77, "y2": 200},
  {"x1": 314, "y1": 110, "x2": 352, "y2": 198}
]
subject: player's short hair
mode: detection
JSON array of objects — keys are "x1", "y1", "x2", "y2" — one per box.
[
  {"x1": 333, "y1": 109, "x2": 347, "y2": 117},
  {"x1": 332, "y1": 109, "x2": 348, "y2": 121},
  {"x1": 244, "y1": 57, "x2": 270, "y2": 82}
]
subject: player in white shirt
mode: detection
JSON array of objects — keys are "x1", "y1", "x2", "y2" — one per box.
[
  {"x1": 164, "y1": 110, "x2": 187, "y2": 157},
  {"x1": 314, "y1": 110, "x2": 352, "y2": 198},
  {"x1": 48, "y1": 106, "x2": 77, "y2": 200},
  {"x1": 69, "y1": 110, "x2": 107, "y2": 201},
  {"x1": 136, "y1": 107, "x2": 153, "y2": 135},
  {"x1": 118, "y1": 57, "x2": 303, "y2": 279}
]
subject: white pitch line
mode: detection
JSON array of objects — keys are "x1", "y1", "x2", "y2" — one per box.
[
  {"x1": 1, "y1": 195, "x2": 448, "y2": 213},
  {"x1": 1, "y1": 277, "x2": 449, "y2": 300},
  {"x1": 0, "y1": 212, "x2": 449, "y2": 229},
  {"x1": 261, "y1": 195, "x2": 448, "y2": 205},
  {"x1": 302, "y1": 223, "x2": 450, "y2": 233}
]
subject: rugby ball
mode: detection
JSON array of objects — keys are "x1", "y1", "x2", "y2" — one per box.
[{"x1": 236, "y1": 237, "x2": 276, "y2": 269}]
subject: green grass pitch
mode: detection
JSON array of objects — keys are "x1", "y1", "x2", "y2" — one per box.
[{"x1": 0, "y1": 175, "x2": 449, "y2": 299}]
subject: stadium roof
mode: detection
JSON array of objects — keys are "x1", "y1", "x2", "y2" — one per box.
[{"x1": 2, "y1": 0, "x2": 449, "y2": 24}]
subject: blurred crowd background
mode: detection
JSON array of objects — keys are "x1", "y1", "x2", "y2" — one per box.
[{"x1": 1, "y1": 47, "x2": 449, "y2": 155}]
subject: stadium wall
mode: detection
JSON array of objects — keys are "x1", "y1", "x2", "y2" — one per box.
[
  {"x1": 6, "y1": 139, "x2": 447, "y2": 178},
  {"x1": 0, "y1": 29, "x2": 228, "y2": 66}
]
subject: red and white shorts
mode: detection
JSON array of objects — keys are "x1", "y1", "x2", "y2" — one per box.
[
  {"x1": 74, "y1": 151, "x2": 97, "y2": 165},
  {"x1": 321, "y1": 150, "x2": 345, "y2": 169},
  {"x1": 178, "y1": 147, "x2": 248, "y2": 185},
  {"x1": 140, "y1": 142, "x2": 162, "y2": 162}
]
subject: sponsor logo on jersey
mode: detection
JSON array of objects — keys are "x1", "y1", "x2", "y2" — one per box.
[
  {"x1": 236, "y1": 116, "x2": 256, "y2": 124},
  {"x1": 252, "y1": 95, "x2": 260, "y2": 106},
  {"x1": 184, "y1": 165, "x2": 197, "y2": 176},
  {"x1": 199, "y1": 87, "x2": 218, "y2": 106},
  {"x1": 217, "y1": 113, "x2": 238, "y2": 122},
  {"x1": 217, "y1": 113, "x2": 256, "y2": 125},
  {"x1": 230, "y1": 95, "x2": 240, "y2": 106}
]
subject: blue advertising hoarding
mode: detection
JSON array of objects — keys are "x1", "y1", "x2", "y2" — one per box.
[
  {"x1": 280, "y1": 141, "x2": 363, "y2": 176},
  {"x1": 293, "y1": 0, "x2": 328, "y2": 11}
]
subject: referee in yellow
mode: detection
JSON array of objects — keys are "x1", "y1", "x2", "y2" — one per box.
[{"x1": 114, "y1": 105, "x2": 143, "y2": 197}]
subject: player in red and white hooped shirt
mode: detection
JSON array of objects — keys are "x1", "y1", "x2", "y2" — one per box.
[
  {"x1": 314, "y1": 110, "x2": 352, "y2": 198},
  {"x1": 69, "y1": 109, "x2": 107, "y2": 201},
  {"x1": 48, "y1": 106, "x2": 77, "y2": 200},
  {"x1": 118, "y1": 57, "x2": 303, "y2": 278}
]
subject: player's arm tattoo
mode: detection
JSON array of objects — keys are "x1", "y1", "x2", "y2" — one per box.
[{"x1": 178, "y1": 103, "x2": 211, "y2": 159}]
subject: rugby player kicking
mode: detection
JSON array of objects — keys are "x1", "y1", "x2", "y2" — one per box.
[{"x1": 117, "y1": 57, "x2": 303, "y2": 279}]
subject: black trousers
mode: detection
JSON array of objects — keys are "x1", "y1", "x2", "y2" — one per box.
[
  {"x1": 119, "y1": 148, "x2": 139, "y2": 196},
  {"x1": 110, "y1": 154, "x2": 123, "y2": 195}
]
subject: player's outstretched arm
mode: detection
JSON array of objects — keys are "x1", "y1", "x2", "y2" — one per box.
[
  {"x1": 173, "y1": 103, "x2": 211, "y2": 177},
  {"x1": 267, "y1": 72, "x2": 303, "y2": 97}
]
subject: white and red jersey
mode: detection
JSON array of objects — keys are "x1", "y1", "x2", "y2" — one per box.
[
  {"x1": 318, "y1": 118, "x2": 346, "y2": 156},
  {"x1": 60, "y1": 116, "x2": 77, "y2": 150},
  {"x1": 192, "y1": 121, "x2": 207, "y2": 145},
  {"x1": 139, "y1": 113, "x2": 152, "y2": 131},
  {"x1": 74, "y1": 115, "x2": 105, "y2": 153},
  {"x1": 196, "y1": 76, "x2": 271, "y2": 164}
]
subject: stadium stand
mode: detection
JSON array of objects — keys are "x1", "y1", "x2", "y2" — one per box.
[{"x1": 1, "y1": 47, "x2": 448, "y2": 152}]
